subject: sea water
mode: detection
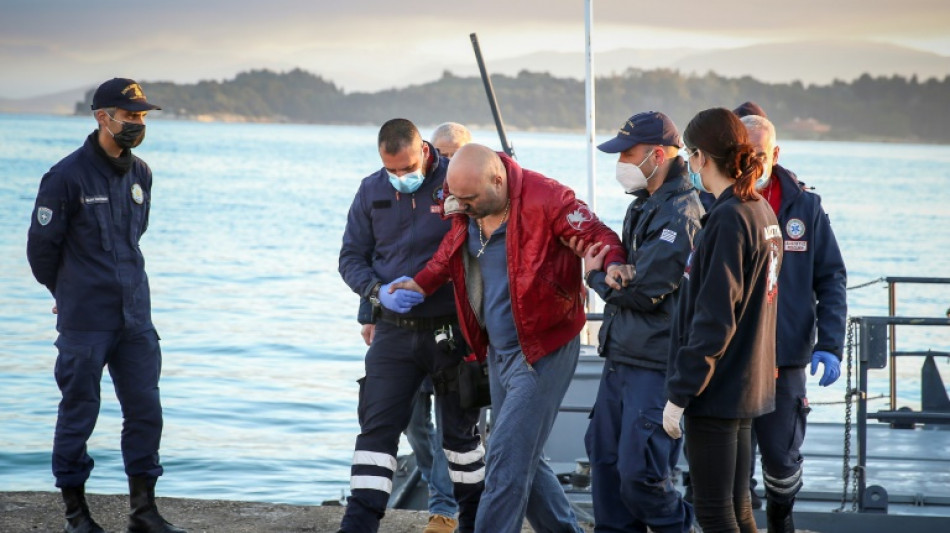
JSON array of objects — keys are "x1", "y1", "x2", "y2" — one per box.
[{"x1": 1, "y1": 113, "x2": 949, "y2": 505}]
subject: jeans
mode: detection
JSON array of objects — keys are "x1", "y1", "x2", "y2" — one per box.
[
  {"x1": 475, "y1": 337, "x2": 583, "y2": 533},
  {"x1": 53, "y1": 328, "x2": 164, "y2": 487},
  {"x1": 405, "y1": 385, "x2": 458, "y2": 518},
  {"x1": 684, "y1": 416, "x2": 756, "y2": 533},
  {"x1": 585, "y1": 363, "x2": 693, "y2": 533}
]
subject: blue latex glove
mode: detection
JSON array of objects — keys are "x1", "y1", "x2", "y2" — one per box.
[
  {"x1": 378, "y1": 276, "x2": 425, "y2": 313},
  {"x1": 810, "y1": 350, "x2": 841, "y2": 387}
]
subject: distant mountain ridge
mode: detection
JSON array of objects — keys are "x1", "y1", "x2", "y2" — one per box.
[
  {"x1": 2, "y1": 61, "x2": 948, "y2": 144},
  {"x1": 448, "y1": 40, "x2": 950, "y2": 86}
]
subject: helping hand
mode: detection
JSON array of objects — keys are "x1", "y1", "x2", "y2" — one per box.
[
  {"x1": 560, "y1": 235, "x2": 598, "y2": 258},
  {"x1": 811, "y1": 350, "x2": 841, "y2": 387},
  {"x1": 379, "y1": 276, "x2": 425, "y2": 313},
  {"x1": 605, "y1": 262, "x2": 635, "y2": 291},
  {"x1": 662, "y1": 400, "x2": 685, "y2": 439}
]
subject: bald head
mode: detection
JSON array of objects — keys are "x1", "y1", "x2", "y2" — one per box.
[{"x1": 446, "y1": 144, "x2": 508, "y2": 219}]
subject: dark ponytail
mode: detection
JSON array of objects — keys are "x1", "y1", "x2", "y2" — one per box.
[{"x1": 683, "y1": 107, "x2": 763, "y2": 202}]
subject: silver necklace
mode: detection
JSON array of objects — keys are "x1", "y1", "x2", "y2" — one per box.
[{"x1": 475, "y1": 200, "x2": 510, "y2": 258}]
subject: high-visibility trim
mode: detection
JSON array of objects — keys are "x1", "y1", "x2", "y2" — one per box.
[
  {"x1": 350, "y1": 475, "x2": 393, "y2": 493},
  {"x1": 443, "y1": 444, "x2": 485, "y2": 466},
  {"x1": 352, "y1": 450, "x2": 398, "y2": 471},
  {"x1": 448, "y1": 466, "x2": 486, "y2": 484},
  {"x1": 763, "y1": 466, "x2": 803, "y2": 495}
]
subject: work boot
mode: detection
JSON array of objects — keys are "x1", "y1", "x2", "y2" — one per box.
[
  {"x1": 423, "y1": 514, "x2": 458, "y2": 533},
  {"x1": 766, "y1": 498, "x2": 795, "y2": 533},
  {"x1": 61, "y1": 485, "x2": 105, "y2": 533},
  {"x1": 127, "y1": 476, "x2": 188, "y2": 533}
]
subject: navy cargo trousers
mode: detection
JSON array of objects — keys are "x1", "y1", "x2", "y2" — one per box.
[
  {"x1": 52, "y1": 328, "x2": 165, "y2": 488},
  {"x1": 585, "y1": 362, "x2": 694, "y2": 533},
  {"x1": 339, "y1": 319, "x2": 484, "y2": 533}
]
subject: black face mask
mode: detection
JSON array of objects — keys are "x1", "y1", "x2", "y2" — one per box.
[{"x1": 108, "y1": 115, "x2": 146, "y2": 149}]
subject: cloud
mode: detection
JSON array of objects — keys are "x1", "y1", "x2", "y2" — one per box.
[{"x1": 1, "y1": 0, "x2": 948, "y2": 98}]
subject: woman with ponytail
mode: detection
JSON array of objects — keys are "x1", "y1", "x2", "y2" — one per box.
[{"x1": 663, "y1": 107, "x2": 785, "y2": 532}]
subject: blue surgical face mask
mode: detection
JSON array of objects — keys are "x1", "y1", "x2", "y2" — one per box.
[
  {"x1": 387, "y1": 150, "x2": 426, "y2": 193},
  {"x1": 686, "y1": 149, "x2": 708, "y2": 193}
]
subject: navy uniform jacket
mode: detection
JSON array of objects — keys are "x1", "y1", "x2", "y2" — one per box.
[
  {"x1": 588, "y1": 158, "x2": 705, "y2": 370},
  {"x1": 27, "y1": 132, "x2": 154, "y2": 333},
  {"x1": 666, "y1": 188, "x2": 783, "y2": 419},
  {"x1": 339, "y1": 143, "x2": 455, "y2": 318},
  {"x1": 770, "y1": 164, "x2": 847, "y2": 366}
]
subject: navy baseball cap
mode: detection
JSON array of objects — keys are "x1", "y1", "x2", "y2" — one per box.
[
  {"x1": 733, "y1": 101, "x2": 767, "y2": 118},
  {"x1": 597, "y1": 111, "x2": 682, "y2": 153},
  {"x1": 91, "y1": 78, "x2": 161, "y2": 111}
]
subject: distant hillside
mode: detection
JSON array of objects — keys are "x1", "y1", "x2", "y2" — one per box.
[
  {"x1": 0, "y1": 85, "x2": 94, "y2": 114},
  {"x1": 58, "y1": 67, "x2": 950, "y2": 144},
  {"x1": 454, "y1": 41, "x2": 950, "y2": 87}
]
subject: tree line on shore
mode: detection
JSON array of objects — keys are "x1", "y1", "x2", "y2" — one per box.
[{"x1": 75, "y1": 67, "x2": 950, "y2": 143}]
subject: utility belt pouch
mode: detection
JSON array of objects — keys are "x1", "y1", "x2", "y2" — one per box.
[{"x1": 458, "y1": 360, "x2": 491, "y2": 409}]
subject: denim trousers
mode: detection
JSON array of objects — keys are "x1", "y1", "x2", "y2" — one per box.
[
  {"x1": 405, "y1": 386, "x2": 459, "y2": 518},
  {"x1": 684, "y1": 416, "x2": 756, "y2": 533},
  {"x1": 475, "y1": 337, "x2": 583, "y2": 533},
  {"x1": 585, "y1": 362, "x2": 694, "y2": 533}
]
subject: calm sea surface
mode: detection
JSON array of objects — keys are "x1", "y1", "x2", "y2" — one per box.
[{"x1": 1, "y1": 113, "x2": 949, "y2": 504}]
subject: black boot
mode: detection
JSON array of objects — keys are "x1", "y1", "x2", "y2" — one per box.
[
  {"x1": 766, "y1": 498, "x2": 795, "y2": 533},
  {"x1": 62, "y1": 485, "x2": 105, "y2": 533},
  {"x1": 127, "y1": 476, "x2": 188, "y2": 533}
]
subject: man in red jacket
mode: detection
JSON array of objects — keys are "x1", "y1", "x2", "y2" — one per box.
[{"x1": 392, "y1": 143, "x2": 625, "y2": 532}]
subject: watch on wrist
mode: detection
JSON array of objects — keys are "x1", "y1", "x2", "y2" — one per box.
[{"x1": 368, "y1": 282, "x2": 382, "y2": 307}]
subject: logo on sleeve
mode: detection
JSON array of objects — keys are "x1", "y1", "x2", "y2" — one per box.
[
  {"x1": 131, "y1": 183, "x2": 144, "y2": 204},
  {"x1": 566, "y1": 204, "x2": 594, "y2": 231},
  {"x1": 37, "y1": 207, "x2": 53, "y2": 226},
  {"x1": 766, "y1": 247, "x2": 779, "y2": 304}
]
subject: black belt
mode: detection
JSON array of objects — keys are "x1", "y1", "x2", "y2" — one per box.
[{"x1": 380, "y1": 311, "x2": 457, "y2": 331}]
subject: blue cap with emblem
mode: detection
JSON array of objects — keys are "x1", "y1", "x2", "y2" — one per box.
[
  {"x1": 597, "y1": 111, "x2": 682, "y2": 153},
  {"x1": 91, "y1": 78, "x2": 162, "y2": 111}
]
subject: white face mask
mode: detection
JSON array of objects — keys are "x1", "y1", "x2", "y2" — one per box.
[
  {"x1": 755, "y1": 167, "x2": 772, "y2": 190},
  {"x1": 615, "y1": 151, "x2": 657, "y2": 193}
]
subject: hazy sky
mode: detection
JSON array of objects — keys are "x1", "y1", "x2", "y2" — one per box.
[{"x1": 2, "y1": 0, "x2": 949, "y2": 98}]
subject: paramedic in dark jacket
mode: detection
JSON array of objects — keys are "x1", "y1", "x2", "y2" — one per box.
[
  {"x1": 664, "y1": 108, "x2": 783, "y2": 533},
  {"x1": 581, "y1": 111, "x2": 702, "y2": 533},
  {"x1": 739, "y1": 112, "x2": 846, "y2": 533},
  {"x1": 26, "y1": 78, "x2": 186, "y2": 533},
  {"x1": 337, "y1": 119, "x2": 484, "y2": 533}
]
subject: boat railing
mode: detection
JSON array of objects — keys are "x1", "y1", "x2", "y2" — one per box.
[{"x1": 846, "y1": 305, "x2": 950, "y2": 512}]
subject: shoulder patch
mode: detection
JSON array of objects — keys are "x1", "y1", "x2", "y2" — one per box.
[
  {"x1": 660, "y1": 228, "x2": 677, "y2": 243},
  {"x1": 36, "y1": 207, "x2": 53, "y2": 226}
]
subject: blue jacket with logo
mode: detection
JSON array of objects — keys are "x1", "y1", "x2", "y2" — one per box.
[
  {"x1": 769, "y1": 164, "x2": 847, "y2": 366},
  {"x1": 588, "y1": 158, "x2": 705, "y2": 370},
  {"x1": 339, "y1": 143, "x2": 455, "y2": 318},
  {"x1": 27, "y1": 132, "x2": 154, "y2": 333}
]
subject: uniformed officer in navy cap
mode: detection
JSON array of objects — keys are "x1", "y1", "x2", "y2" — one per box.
[{"x1": 27, "y1": 78, "x2": 187, "y2": 533}]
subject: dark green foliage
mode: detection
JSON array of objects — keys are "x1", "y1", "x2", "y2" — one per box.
[{"x1": 74, "y1": 68, "x2": 950, "y2": 143}]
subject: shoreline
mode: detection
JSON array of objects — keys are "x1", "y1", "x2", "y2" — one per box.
[{"x1": 0, "y1": 491, "x2": 579, "y2": 532}]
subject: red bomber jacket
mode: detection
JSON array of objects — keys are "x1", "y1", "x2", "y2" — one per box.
[{"x1": 414, "y1": 153, "x2": 625, "y2": 364}]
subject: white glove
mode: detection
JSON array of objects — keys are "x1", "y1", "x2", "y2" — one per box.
[{"x1": 662, "y1": 400, "x2": 685, "y2": 439}]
